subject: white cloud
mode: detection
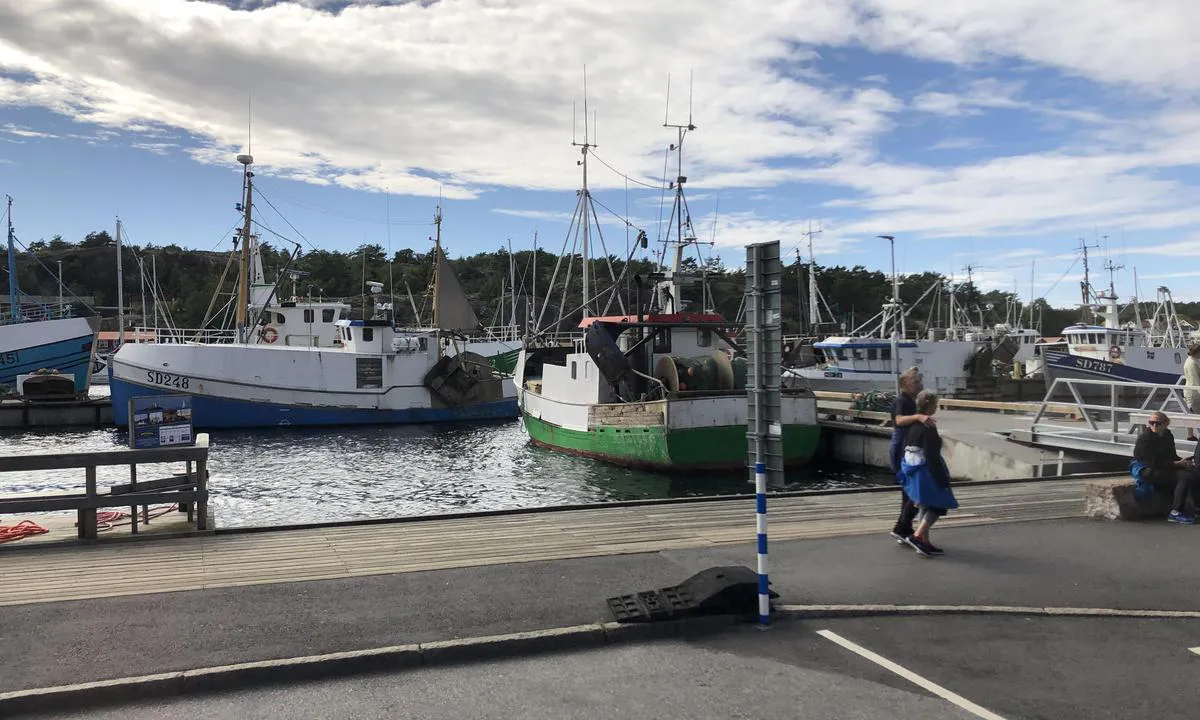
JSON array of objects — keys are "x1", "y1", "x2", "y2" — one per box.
[
  {"x1": 1, "y1": 0, "x2": 1200, "y2": 256},
  {"x1": 491, "y1": 209, "x2": 575, "y2": 223},
  {"x1": 1, "y1": 122, "x2": 56, "y2": 138},
  {"x1": 928, "y1": 137, "x2": 987, "y2": 151}
]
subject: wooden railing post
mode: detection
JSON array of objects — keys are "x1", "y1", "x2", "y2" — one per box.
[
  {"x1": 129, "y1": 463, "x2": 139, "y2": 535},
  {"x1": 196, "y1": 455, "x2": 208, "y2": 531},
  {"x1": 81, "y1": 465, "x2": 97, "y2": 540}
]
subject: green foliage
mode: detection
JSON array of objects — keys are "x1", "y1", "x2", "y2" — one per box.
[{"x1": 4, "y1": 228, "x2": 1177, "y2": 335}]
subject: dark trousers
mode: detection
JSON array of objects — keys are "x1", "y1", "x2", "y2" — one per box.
[
  {"x1": 1147, "y1": 468, "x2": 1200, "y2": 513},
  {"x1": 890, "y1": 430, "x2": 919, "y2": 534}
]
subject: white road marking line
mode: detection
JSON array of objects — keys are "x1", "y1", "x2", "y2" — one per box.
[{"x1": 816, "y1": 629, "x2": 1007, "y2": 720}]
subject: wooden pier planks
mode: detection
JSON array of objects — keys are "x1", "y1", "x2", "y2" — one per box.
[{"x1": 0, "y1": 477, "x2": 1096, "y2": 607}]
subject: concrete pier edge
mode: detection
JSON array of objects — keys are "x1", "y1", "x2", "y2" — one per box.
[{"x1": 5, "y1": 602, "x2": 1197, "y2": 716}]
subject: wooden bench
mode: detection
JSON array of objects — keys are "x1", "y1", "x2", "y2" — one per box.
[
  {"x1": 0, "y1": 434, "x2": 210, "y2": 540},
  {"x1": 1084, "y1": 477, "x2": 1186, "y2": 521}
]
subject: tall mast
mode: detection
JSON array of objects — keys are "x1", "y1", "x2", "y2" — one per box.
[
  {"x1": 236, "y1": 153, "x2": 255, "y2": 340},
  {"x1": 431, "y1": 200, "x2": 442, "y2": 330},
  {"x1": 804, "y1": 221, "x2": 822, "y2": 332},
  {"x1": 661, "y1": 72, "x2": 699, "y2": 312},
  {"x1": 116, "y1": 217, "x2": 125, "y2": 347},
  {"x1": 5, "y1": 195, "x2": 17, "y2": 322},
  {"x1": 1078, "y1": 237, "x2": 1099, "y2": 323},
  {"x1": 572, "y1": 68, "x2": 595, "y2": 317},
  {"x1": 508, "y1": 237, "x2": 517, "y2": 327}
]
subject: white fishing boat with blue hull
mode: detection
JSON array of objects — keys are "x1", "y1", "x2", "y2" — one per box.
[
  {"x1": 110, "y1": 153, "x2": 517, "y2": 429},
  {"x1": 111, "y1": 320, "x2": 517, "y2": 429},
  {"x1": 2, "y1": 195, "x2": 99, "y2": 395}
]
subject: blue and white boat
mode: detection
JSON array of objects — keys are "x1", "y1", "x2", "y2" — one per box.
[
  {"x1": 110, "y1": 153, "x2": 517, "y2": 429},
  {"x1": 1040, "y1": 289, "x2": 1185, "y2": 387},
  {"x1": 1, "y1": 195, "x2": 99, "y2": 396}
]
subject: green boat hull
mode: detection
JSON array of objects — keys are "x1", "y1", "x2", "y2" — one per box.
[
  {"x1": 522, "y1": 412, "x2": 821, "y2": 472},
  {"x1": 487, "y1": 348, "x2": 521, "y2": 375}
]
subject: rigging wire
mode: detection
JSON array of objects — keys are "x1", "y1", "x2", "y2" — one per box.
[
  {"x1": 587, "y1": 149, "x2": 668, "y2": 190},
  {"x1": 255, "y1": 186, "x2": 319, "y2": 253}
]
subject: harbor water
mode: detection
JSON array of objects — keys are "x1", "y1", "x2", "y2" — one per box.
[{"x1": 0, "y1": 411, "x2": 893, "y2": 529}]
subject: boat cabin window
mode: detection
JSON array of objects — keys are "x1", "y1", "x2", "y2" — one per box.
[
  {"x1": 275, "y1": 312, "x2": 286, "y2": 325},
  {"x1": 323, "y1": 309, "x2": 336, "y2": 323},
  {"x1": 419, "y1": 337, "x2": 427, "y2": 351},
  {"x1": 696, "y1": 329, "x2": 712, "y2": 347},
  {"x1": 852, "y1": 349, "x2": 864, "y2": 361},
  {"x1": 867, "y1": 349, "x2": 878, "y2": 361},
  {"x1": 363, "y1": 328, "x2": 374, "y2": 342},
  {"x1": 571, "y1": 361, "x2": 578, "y2": 379},
  {"x1": 304, "y1": 309, "x2": 315, "y2": 323},
  {"x1": 880, "y1": 348, "x2": 891, "y2": 361}
]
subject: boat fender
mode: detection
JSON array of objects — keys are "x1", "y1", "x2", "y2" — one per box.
[
  {"x1": 261, "y1": 326, "x2": 279, "y2": 344},
  {"x1": 1109, "y1": 345, "x2": 1122, "y2": 360}
]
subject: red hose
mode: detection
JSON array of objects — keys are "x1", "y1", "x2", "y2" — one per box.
[{"x1": 0, "y1": 520, "x2": 50, "y2": 544}]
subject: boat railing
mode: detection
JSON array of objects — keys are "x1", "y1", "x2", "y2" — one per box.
[
  {"x1": 130, "y1": 326, "x2": 239, "y2": 344},
  {"x1": 1019, "y1": 377, "x2": 1195, "y2": 456},
  {"x1": 470, "y1": 325, "x2": 523, "y2": 343},
  {"x1": 0, "y1": 303, "x2": 76, "y2": 326}
]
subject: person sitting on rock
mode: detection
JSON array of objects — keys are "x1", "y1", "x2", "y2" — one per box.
[{"x1": 1131, "y1": 411, "x2": 1200, "y2": 524}]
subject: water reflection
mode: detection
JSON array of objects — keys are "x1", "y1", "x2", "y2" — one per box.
[{"x1": 0, "y1": 420, "x2": 892, "y2": 528}]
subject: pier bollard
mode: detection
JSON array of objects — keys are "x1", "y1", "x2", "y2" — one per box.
[{"x1": 755, "y1": 461, "x2": 769, "y2": 625}]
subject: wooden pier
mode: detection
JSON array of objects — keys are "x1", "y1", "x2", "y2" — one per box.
[
  {"x1": 0, "y1": 475, "x2": 1102, "y2": 607},
  {"x1": 0, "y1": 397, "x2": 113, "y2": 429}
]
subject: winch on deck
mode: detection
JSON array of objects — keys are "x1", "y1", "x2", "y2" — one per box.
[{"x1": 423, "y1": 350, "x2": 505, "y2": 407}]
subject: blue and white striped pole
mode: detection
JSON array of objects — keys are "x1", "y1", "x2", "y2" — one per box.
[{"x1": 755, "y1": 460, "x2": 770, "y2": 625}]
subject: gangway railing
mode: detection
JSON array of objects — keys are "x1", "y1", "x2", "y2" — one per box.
[{"x1": 1014, "y1": 377, "x2": 1196, "y2": 456}]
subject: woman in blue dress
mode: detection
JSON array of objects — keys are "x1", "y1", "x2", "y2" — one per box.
[{"x1": 897, "y1": 390, "x2": 958, "y2": 557}]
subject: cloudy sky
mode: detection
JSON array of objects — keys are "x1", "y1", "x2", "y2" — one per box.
[{"x1": 2, "y1": 0, "x2": 1199, "y2": 307}]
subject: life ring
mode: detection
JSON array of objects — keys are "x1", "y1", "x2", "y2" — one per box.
[
  {"x1": 1108, "y1": 345, "x2": 1122, "y2": 360},
  {"x1": 261, "y1": 326, "x2": 279, "y2": 344}
]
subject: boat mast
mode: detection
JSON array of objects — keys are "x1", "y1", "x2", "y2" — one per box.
[
  {"x1": 660, "y1": 73, "x2": 700, "y2": 313},
  {"x1": 572, "y1": 70, "x2": 595, "y2": 317},
  {"x1": 508, "y1": 237, "x2": 517, "y2": 328},
  {"x1": 236, "y1": 153, "x2": 255, "y2": 342},
  {"x1": 804, "y1": 221, "x2": 822, "y2": 332},
  {"x1": 431, "y1": 200, "x2": 442, "y2": 331},
  {"x1": 116, "y1": 217, "x2": 125, "y2": 347},
  {"x1": 5, "y1": 195, "x2": 17, "y2": 322}
]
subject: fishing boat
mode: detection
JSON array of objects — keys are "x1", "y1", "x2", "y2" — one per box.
[
  {"x1": 1040, "y1": 288, "x2": 1185, "y2": 387},
  {"x1": 1, "y1": 196, "x2": 99, "y2": 397},
  {"x1": 513, "y1": 118, "x2": 820, "y2": 471},
  {"x1": 110, "y1": 153, "x2": 517, "y2": 429}
]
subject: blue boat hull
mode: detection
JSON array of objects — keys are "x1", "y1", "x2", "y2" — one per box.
[
  {"x1": 0, "y1": 333, "x2": 96, "y2": 394},
  {"x1": 110, "y1": 376, "x2": 519, "y2": 429},
  {"x1": 1043, "y1": 349, "x2": 1180, "y2": 385}
]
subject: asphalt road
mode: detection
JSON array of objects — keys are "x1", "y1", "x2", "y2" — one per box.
[
  {"x1": 4, "y1": 518, "x2": 1200, "y2": 695},
  {"x1": 41, "y1": 615, "x2": 1200, "y2": 720}
]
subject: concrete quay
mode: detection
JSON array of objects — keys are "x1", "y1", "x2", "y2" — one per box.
[
  {"x1": 5, "y1": 475, "x2": 1199, "y2": 719},
  {"x1": 0, "y1": 397, "x2": 112, "y2": 429}
]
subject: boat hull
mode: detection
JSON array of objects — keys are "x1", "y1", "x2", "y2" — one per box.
[
  {"x1": 1042, "y1": 348, "x2": 1183, "y2": 388},
  {"x1": 522, "y1": 411, "x2": 820, "y2": 471},
  {"x1": 111, "y1": 374, "x2": 518, "y2": 429},
  {"x1": 519, "y1": 390, "x2": 820, "y2": 472},
  {"x1": 0, "y1": 316, "x2": 98, "y2": 394}
]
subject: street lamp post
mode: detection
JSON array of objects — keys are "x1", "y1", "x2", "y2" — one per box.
[{"x1": 877, "y1": 235, "x2": 899, "y2": 399}]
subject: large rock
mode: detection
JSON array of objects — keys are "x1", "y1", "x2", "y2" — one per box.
[{"x1": 1084, "y1": 478, "x2": 1173, "y2": 521}]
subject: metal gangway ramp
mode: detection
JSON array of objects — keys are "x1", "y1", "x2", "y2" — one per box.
[{"x1": 1009, "y1": 377, "x2": 1198, "y2": 457}]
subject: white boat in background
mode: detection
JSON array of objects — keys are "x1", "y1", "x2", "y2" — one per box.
[
  {"x1": 1, "y1": 195, "x2": 99, "y2": 397},
  {"x1": 1040, "y1": 287, "x2": 1186, "y2": 387},
  {"x1": 110, "y1": 153, "x2": 517, "y2": 429}
]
